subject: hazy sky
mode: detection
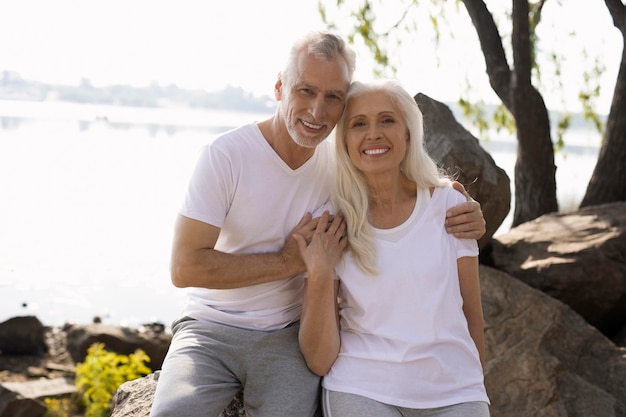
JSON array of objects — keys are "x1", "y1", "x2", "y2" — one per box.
[{"x1": 1, "y1": 0, "x2": 622, "y2": 112}]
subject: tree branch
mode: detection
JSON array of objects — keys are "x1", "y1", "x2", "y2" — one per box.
[
  {"x1": 604, "y1": 0, "x2": 626, "y2": 34},
  {"x1": 461, "y1": 0, "x2": 513, "y2": 108}
]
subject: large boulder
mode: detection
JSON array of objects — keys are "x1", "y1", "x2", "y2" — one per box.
[
  {"x1": 416, "y1": 93, "x2": 511, "y2": 248},
  {"x1": 111, "y1": 372, "x2": 245, "y2": 417},
  {"x1": 0, "y1": 316, "x2": 46, "y2": 355},
  {"x1": 481, "y1": 265, "x2": 626, "y2": 416},
  {"x1": 490, "y1": 201, "x2": 626, "y2": 338},
  {"x1": 66, "y1": 323, "x2": 171, "y2": 372}
]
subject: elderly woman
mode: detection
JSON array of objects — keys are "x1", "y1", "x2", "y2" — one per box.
[{"x1": 294, "y1": 80, "x2": 490, "y2": 417}]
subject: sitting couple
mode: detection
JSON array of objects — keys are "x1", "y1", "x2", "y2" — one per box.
[{"x1": 150, "y1": 31, "x2": 489, "y2": 417}]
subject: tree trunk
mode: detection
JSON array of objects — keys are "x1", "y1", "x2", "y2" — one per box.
[
  {"x1": 463, "y1": 0, "x2": 558, "y2": 225},
  {"x1": 510, "y1": 0, "x2": 558, "y2": 225},
  {"x1": 581, "y1": 0, "x2": 626, "y2": 207}
]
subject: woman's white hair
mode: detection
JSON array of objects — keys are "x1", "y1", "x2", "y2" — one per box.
[{"x1": 332, "y1": 79, "x2": 451, "y2": 275}]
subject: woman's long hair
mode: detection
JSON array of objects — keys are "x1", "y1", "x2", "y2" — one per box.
[{"x1": 332, "y1": 79, "x2": 450, "y2": 275}]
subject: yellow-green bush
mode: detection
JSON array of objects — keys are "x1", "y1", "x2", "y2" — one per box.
[
  {"x1": 43, "y1": 396, "x2": 79, "y2": 417},
  {"x1": 75, "y1": 343, "x2": 151, "y2": 417}
]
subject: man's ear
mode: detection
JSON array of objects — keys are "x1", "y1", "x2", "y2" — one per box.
[{"x1": 274, "y1": 77, "x2": 283, "y2": 101}]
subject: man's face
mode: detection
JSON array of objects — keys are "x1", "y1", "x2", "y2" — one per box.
[{"x1": 278, "y1": 52, "x2": 351, "y2": 148}]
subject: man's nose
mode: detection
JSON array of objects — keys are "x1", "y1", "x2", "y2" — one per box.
[{"x1": 310, "y1": 96, "x2": 325, "y2": 120}]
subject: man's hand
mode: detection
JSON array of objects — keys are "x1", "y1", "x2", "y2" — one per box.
[
  {"x1": 280, "y1": 212, "x2": 318, "y2": 275},
  {"x1": 446, "y1": 181, "x2": 486, "y2": 240}
]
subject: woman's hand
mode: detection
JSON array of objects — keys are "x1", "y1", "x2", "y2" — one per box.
[{"x1": 293, "y1": 211, "x2": 348, "y2": 278}]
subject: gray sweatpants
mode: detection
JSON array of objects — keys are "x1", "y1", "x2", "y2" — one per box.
[
  {"x1": 322, "y1": 389, "x2": 490, "y2": 417},
  {"x1": 150, "y1": 318, "x2": 321, "y2": 417}
]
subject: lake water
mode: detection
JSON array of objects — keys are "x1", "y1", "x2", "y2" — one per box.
[{"x1": 0, "y1": 100, "x2": 600, "y2": 329}]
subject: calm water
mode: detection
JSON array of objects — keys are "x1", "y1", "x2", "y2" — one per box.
[{"x1": 0, "y1": 100, "x2": 600, "y2": 329}]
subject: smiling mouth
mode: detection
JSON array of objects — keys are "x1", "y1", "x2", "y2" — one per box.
[
  {"x1": 301, "y1": 120, "x2": 323, "y2": 131},
  {"x1": 364, "y1": 148, "x2": 389, "y2": 155}
]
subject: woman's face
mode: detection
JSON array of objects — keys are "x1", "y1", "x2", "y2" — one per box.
[{"x1": 344, "y1": 91, "x2": 408, "y2": 178}]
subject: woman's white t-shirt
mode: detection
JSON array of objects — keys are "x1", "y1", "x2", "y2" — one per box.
[{"x1": 323, "y1": 186, "x2": 489, "y2": 408}]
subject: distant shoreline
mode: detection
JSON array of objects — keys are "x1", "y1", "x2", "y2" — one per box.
[{"x1": 0, "y1": 99, "x2": 274, "y2": 129}]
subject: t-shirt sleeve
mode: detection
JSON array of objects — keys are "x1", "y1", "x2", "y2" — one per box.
[{"x1": 179, "y1": 142, "x2": 233, "y2": 228}]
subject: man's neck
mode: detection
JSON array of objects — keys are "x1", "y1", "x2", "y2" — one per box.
[{"x1": 257, "y1": 118, "x2": 316, "y2": 170}]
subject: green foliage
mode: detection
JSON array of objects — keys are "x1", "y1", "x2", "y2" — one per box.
[
  {"x1": 75, "y1": 343, "x2": 151, "y2": 417},
  {"x1": 43, "y1": 396, "x2": 79, "y2": 417},
  {"x1": 458, "y1": 98, "x2": 515, "y2": 141},
  {"x1": 319, "y1": 0, "x2": 606, "y2": 147}
]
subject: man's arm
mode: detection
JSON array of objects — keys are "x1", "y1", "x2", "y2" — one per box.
[
  {"x1": 170, "y1": 213, "x2": 318, "y2": 289},
  {"x1": 446, "y1": 181, "x2": 486, "y2": 240}
]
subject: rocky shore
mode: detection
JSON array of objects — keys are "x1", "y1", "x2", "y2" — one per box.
[
  {"x1": 0, "y1": 317, "x2": 171, "y2": 417},
  {"x1": 0, "y1": 323, "x2": 76, "y2": 384}
]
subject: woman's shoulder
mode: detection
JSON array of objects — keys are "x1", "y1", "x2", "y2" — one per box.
[{"x1": 432, "y1": 184, "x2": 466, "y2": 207}]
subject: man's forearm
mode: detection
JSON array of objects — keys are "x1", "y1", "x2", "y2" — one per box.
[{"x1": 170, "y1": 247, "x2": 306, "y2": 289}]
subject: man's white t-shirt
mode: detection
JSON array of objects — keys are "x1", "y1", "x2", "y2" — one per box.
[
  {"x1": 179, "y1": 123, "x2": 333, "y2": 331},
  {"x1": 323, "y1": 186, "x2": 489, "y2": 408}
]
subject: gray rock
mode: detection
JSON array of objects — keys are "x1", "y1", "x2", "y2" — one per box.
[
  {"x1": 0, "y1": 316, "x2": 46, "y2": 355},
  {"x1": 111, "y1": 372, "x2": 245, "y2": 417},
  {"x1": 491, "y1": 201, "x2": 626, "y2": 337},
  {"x1": 1, "y1": 378, "x2": 76, "y2": 399},
  {"x1": 481, "y1": 265, "x2": 626, "y2": 416},
  {"x1": 66, "y1": 323, "x2": 172, "y2": 372},
  {"x1": 0, "y1": 384, "x2": 47, "y2": 417},
  {"x1": 416, "y1": 93, "x2": 512, "y2": 248}
]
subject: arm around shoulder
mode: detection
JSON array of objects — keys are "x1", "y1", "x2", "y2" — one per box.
[{"x1": 445, "y1": 181, "x2": 486, "y2": 240}]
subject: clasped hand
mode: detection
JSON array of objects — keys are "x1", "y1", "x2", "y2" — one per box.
[{"x1": 292, "y1": 211, "x2": 348, "y2": 278}]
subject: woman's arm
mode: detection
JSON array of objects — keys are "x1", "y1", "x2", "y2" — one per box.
[
  {"x1": 458, "y1": 256, "x2": 486, "y2": 368},
  {"x1": 294, "y1": 211, "x2": 346, "y2": 375},
  {"x1": 299, "y1": 278, "x2": 341, "y2": 376}
]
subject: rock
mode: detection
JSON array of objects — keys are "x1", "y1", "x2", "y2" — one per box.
[
  {"x1": 66, "y1": 323, "x2": 172, "y2": 372},
  {"x1": 481, "y1": 265, "x2": 626, "y2": 416},
  {"x1": 0, "y1": 377, "x2": 76, "y2": 417},
  {"x1": 110, "y1": 372, "x2": 159, "y2": 417},
  {"x1": 0, "y1": 317, "x2": 46, "y2": 355},
  {"x1": 416, "y1": 93, "x2": 511, "y2": 248},
  {"x1": 490, "y1": 201, "x2": 626, "y2": 338},
  {"x1": 111, "y1": 372, "x2": 245, "y2": 417},
  {"x1": 2, "y1": 378, "x2": 76, "y2": 400},
  {"x1": 0, "y1": 386, "x2": 46, "y2": 417}
]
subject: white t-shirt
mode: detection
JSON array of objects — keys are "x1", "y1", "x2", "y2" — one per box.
[
  {"x1": 179, "y1": 123, "x2": 333, "y2": 330},
  {"x1": 323, "y1": 186, "x2": 489, "y2": 408}
]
